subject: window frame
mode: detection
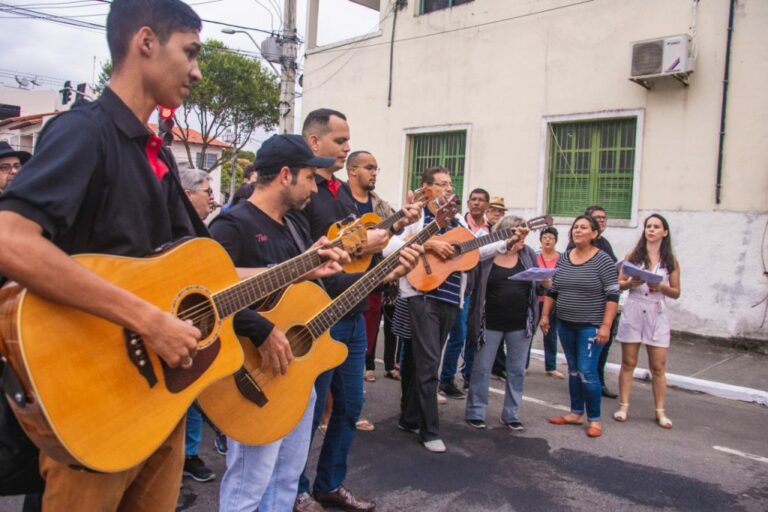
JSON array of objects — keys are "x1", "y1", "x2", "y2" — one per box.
[
  {"x1": 537, "y1": 109, "x2": 644, "y2": 228},
  {"x1": 196, "y1": 151, "x2": 218, "y2": 171},
  {"x1": 400, "y1": 123, "x2": 472, "y2": 204},
  {"x1": 419, "y1": 0, "x2": 475, "y2": 16}
]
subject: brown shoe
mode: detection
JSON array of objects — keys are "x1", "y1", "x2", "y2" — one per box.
[
  {"x1": 314, "y1": 485, "x2": 375, "y2": 511},
  {"x1": 294, "y1": 492, "x2": 324, "y2": 512}
]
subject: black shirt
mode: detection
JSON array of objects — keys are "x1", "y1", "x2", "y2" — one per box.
[
  {"x1": 0, "y1": 87, "x2": 204, "y2": 256},
  {"x1": 297, "y1": 174, "x2": 366, "y2": 316},
  {"x1": 209, "y1": 202, "x2": 312, "y2": 346},
  {"x1": 567, "y1": 236, "x2": 617, "y2": 263},
  {"x1": 485, "y1": 260, "x2": 531, "y2": 332}
]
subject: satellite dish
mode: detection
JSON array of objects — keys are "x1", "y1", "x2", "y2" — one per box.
[
  {"x1": 30, "y1": 77, "x2": 41, "y2": 87},
  {"x1": 14, "y1": 76, "x2": 30, "y2": 88}
]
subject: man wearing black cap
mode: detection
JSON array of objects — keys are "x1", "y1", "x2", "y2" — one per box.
[
  {"x1": 0, "y1": 141, "x2": 31, "y2": 194},
  {"x1": 209, "y1": 134, "x2": 419, "y2": 512}
]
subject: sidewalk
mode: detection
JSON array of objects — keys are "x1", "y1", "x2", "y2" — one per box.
[{"x1": 529, "y1": 332, "x2": 768, "y2": 406}]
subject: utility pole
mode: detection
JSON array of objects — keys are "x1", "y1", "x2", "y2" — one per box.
[{"x1": 279, "y1": 0, "x2": 297, "y2": 134}]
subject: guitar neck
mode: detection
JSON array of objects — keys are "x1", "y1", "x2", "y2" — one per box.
[
  {"x1": 307, "y1": 220, "x2": 440, "y2": 337},
  {"x1": 213, "y1": 249, "x2": 326, "y2": 318},
  {"x1": 376, "y1": 209, "x2": 406, "y2": 232},
  {"x1": 457, "y1": 228, "x2": 515, "y2": 254}
]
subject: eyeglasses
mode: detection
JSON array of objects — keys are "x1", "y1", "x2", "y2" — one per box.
[
  {"x1": 351, "y1": 165, "x2": 380, "y2": 174},
  {"x1": 0, "y1": 162, "x2": 22, "y2": 173},
  {"x1": 592, "y1": 215, "x2": 607, "y2": 221},
  {"x1": 205, "y1": 187, "x2": 213, "y2": 195}
]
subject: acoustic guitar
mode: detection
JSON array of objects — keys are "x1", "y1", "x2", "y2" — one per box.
[
  {"x1": 198, "y1": 194, "x2": 458, "y2": 445},
  {"x1": 407, "y1": 215, "x2": 553, "y2": 292},
  {"x1": 326, "y1": 187, "x2": 429, "y2": 273},
  {"x1": 0, "y1": 226, "x2": 366, "y2": 472}
]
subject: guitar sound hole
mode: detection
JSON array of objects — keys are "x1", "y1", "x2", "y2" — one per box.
[
  {"x1": 177, "y1": 293, "x2": 216, "y2": 339},
  {"x1": 286, "y1": 325, "x2": 314, "y2": 357}
]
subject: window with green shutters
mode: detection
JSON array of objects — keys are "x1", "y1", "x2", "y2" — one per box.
[
  {"x1": 407, "y1": 130, "x2": 467, "y2": 195},
  {"x1": 546, "y1": 118, "x2": 637, "y2": 220}
]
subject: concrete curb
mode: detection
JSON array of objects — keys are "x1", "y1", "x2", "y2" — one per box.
[{"x1": 529, "y1": 349, "x2": 768, "y2": 407}]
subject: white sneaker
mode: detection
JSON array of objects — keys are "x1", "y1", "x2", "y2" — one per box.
[
  {"x1": 422, "y1": 438, "x2": 446, "y2": 453},
  {"x1": 436, "y1": 393, "x2": 447, "y2": 405}
]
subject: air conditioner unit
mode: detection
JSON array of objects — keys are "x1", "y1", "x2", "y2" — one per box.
[{"x1": 630, "y1": 34, "x2": 693, "y2": 81}]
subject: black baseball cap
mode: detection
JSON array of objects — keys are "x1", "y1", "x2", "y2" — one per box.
[{"x1": 255, "y1": 134, "x2": 335, "y2": 175}]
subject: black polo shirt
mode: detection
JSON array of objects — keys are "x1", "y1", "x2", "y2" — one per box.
[
  {"x1": 0, "y1": 87, "x2": 204, "y2": 257},
  {"x1": 209, "y1": 202, "x2": 313, "y2": 345},
  {"x1": 296, "y1": 174, "x2": 366, "y2": 315}
]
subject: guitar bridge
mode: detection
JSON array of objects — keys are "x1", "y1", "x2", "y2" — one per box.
[
  {"x1": 124, "y1": 330, "x2": 158, "y2": 388},
  {"x1": 233, "y1": 367, "x2": 268, "y2": 407}
]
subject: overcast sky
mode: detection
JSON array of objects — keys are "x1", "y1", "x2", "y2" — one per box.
[{"x1": 0, "y1": 0, "x2": 379, "y2": 137}]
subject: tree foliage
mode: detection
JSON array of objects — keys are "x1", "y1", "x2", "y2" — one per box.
[{"x1": 94, "y1": 40, "x2": 279, "y2": 172}]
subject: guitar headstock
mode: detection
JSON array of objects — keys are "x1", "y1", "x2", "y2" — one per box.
[
  {"x1": 431, "y1": 193, "x2": 459, "y2": 229},
  {"x1": 410, "y1": 186, "x2": 432, "y2": 205},
  {"x1": 335, "y1": 218, "x2": 368, "y2": 257},
  {"x1": 524, "y1": 215, "x2": 554, "y2": 232}
]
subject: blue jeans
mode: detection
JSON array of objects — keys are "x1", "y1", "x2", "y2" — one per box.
[
  {"x1": 558, "y1": 322, "x2": 604, "y2": 421},
  {"x1": 219, "y1": 390, "x2": 316, "y2": 512},
  {"x1": 298, "y1": 315, "x2": 367, "y2": 495},
  {"x1": 528, "y1": 303, "x2": 559, "y2": 371},
  {"x1": 466, "y1": 329, "x2": 530, "y2": 423},
  {"x1": 185, "y1": 404, "x2": 203, "y2": 456},
  {"x1": 440, "y1": 296, "x2": 471, "y2": 383}
]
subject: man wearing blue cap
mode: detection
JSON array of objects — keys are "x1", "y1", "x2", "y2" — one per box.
[{"x1": 209, "y1": 134, "x2": 419, "y2": 512}]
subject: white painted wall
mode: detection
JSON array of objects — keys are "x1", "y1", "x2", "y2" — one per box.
[{"x1": 301, "y1": 0, "x2": 768, "y2": 340}]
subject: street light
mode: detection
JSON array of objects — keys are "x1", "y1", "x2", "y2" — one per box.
[
  {"x1": 221, "y1": 28, "x2": 280, "y2": 74},
  {"x1": 222, "y1": 24, "x2": 297, "y2": 134}
]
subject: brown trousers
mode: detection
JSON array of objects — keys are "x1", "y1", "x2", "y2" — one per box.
[{"x1": 39, "y1": 418, "x2": 185, "y2": 512}]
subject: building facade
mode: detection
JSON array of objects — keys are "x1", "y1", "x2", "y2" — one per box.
[{"x1": 301, "y1": 0, "x2": 768, "y2": 341}]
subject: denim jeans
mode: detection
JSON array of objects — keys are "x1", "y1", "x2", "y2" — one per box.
[
  {"x1": 558, "y1": 322, "x2": 604, "y2": 421},
  {"x1": 298, "y1": 315, "x2": 367, "y2": 495},
  {"x1": 184, "y1": 404, "x2": 203, "y2": 456},
  {"x1": 527, "y1": 303, "x2": 559, "y2": 371},
  {"x1": 440, "y1": 295, "x2": 471, "y2": 383},
  {"x1": 466, "y1": 329, "x2": 530, "y2": 423},
  {"x1": 219, "y1": 390, "x2": 316, "y2": 512}
]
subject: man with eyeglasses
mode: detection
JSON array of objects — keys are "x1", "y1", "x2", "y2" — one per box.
[
  {"x1": 0, "y1": 141, "x2": 31, "y2": 194},
  {"x1": 345, "y1": 151, "x2": 404, "y2": 389}
]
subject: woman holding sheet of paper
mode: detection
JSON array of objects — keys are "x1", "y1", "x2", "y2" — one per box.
[
  {"x1": 540, "y1": 215, "x2": 619, "y2": 438},
  {"x1": 614, "y1": 214, "x2": 681, "y2": 429},
  {"x1": 465, "y1": 216, "x2": 541, "y2": 431}
]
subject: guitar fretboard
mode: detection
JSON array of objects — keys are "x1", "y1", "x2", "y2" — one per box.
[
  {"x1": 213, "y1": 249, "x2": 326, "y2": 318},
  {"x1": 457, "y1": 228, "x2": 517, "y2": 254},
  {"x1": 306, "y1": 220, "x2": 440, "y2": 337}
]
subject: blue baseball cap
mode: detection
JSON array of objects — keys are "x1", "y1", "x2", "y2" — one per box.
[{"x1": 255, "y1": 134, "x2": 335, "y2": 175}]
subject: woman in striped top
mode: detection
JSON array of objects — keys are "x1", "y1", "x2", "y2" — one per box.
[{"x1": 540, "y1": 215, "x2": 620, "y2": 438}]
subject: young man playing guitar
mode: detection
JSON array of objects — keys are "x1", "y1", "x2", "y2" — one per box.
[
  {"x1": 344, "y1": 150, "x2": 402, "y2": 386},
  {"x1": 0, "y1": 1, "x2": 206, "y2": 509}
]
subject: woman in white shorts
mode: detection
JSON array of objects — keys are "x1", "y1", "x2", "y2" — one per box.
[{"x1": 614, "y1": 214, "x2": 681, "y2": 429}]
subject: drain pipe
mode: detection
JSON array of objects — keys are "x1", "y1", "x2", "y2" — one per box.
[
  {"x1": 387, "y1": 0, "x2": 407, "y2": 107},
  {"x1": 715, "y1": 0, "x2": 736, "y2": 204}
]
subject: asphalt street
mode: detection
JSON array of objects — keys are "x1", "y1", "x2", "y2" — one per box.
[{"x1": 2, "y1": 345, "x2": 766, "y2": 511}]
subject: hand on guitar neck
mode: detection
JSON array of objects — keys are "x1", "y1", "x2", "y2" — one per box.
[
  {"x1": 383, "y1": 244, "x2": 423, "y2": 282},
  {"x1": 390, "y1": 189, "x2": 424, "y2": 235},
  {"x1": 503, "y1": 226, "x2": 531, "y2": 251},
  {"x1": 301, "y1": 236, "x2": 351, "y2": 280}
]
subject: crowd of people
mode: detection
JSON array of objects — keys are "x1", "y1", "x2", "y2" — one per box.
[{"x1": 0, "y1": 1, "x2": 682, "y2": 511}]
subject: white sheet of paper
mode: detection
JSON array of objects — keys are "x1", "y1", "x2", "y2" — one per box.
[
  {"x1": 617, "y1": 261, "x2": 663, "y2": 285},
  {"x1": 508, "y1": 267, "x2": 557, "y2": 282}
]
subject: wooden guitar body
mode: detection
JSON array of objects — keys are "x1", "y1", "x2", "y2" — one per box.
[
  {"x1": 406, "y1": 226, "x2": 478, "y2": 292},
  {"x1": 198, "y1": 281, "x2": 347, "y2": 445},
  {"x1": 0, "y1": 238, "x2": 245, "y2": 472},
  {"x1": 326, "y1": 212, "x2": 381, "y2": 273}
]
